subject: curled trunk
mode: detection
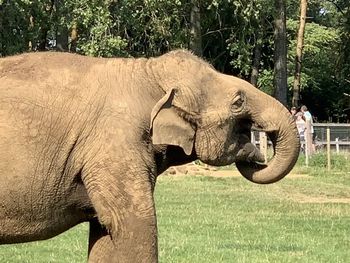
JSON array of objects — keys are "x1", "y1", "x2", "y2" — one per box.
[{"x1": 236, "y1": 95, "x2": 300, "y2": 184}]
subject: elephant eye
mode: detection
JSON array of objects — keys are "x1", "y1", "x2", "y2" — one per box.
[{"x1": 231, "y1": 92, "x2": 246, "y2": 112}]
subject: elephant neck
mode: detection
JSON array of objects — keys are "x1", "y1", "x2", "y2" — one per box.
[{"x1": 146, "y1": 57, "x2": 178, "y2": 94}]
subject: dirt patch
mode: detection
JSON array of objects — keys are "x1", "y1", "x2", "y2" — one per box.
[
  {"x1": 163, "y1": 163, "x2": 308, "y2": 179},
  {"x1": 164, "y1": 164, "x2": 243, "y2": 177}
]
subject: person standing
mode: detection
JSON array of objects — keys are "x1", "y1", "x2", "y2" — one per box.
[
  {"x1": 295, "y1": 112, "x2": 306, "y2": 152},
  {"x1": 290, "y1": 106, "x2": 297, "y2": 120},
  {"x1": 301, "y1": 105, "x2": 315, "y2": 152}
]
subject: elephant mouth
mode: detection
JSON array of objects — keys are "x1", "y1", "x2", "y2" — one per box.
[
  {"x1": 234, "y1": 129, "x2": 273, "y2": 179},
  {"x1": 235, "y1": 130, "x2": 278, "y2": 164},
  {"x1": 229, "y1": 119, "x2": 267, "y2": 165},
  {"x1": 234, "y1": 118, "x2": 281, "y2": 166}
]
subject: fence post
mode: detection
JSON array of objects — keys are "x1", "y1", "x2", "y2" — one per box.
[
  {"x1": 327, "y1": 127, "x2": 331, "y2": 171},
  {"x1": 335, "y1": 137, "x2": 339, "y2": 154},
  {"x1": 251, "y1": 131, "x2": 256, "y2": 146},
  {"x1": 305, "y1": 140, "x2": 309, "y2": 167},
  {"x1": 259, "y1": 132, "x2": 268, "y2": 164},
  {"x1": 305, "y1": 119, "x2": 313, "y2": 166}
]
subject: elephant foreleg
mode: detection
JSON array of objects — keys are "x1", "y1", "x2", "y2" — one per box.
[
  {"x1": 83, "y1": 166, "x2": 158, "y2": 263},
  {"x1": 88, "y1": 216, "x2": 157, "y2": 263},
  {"x1": 88, "y1": 219, "x2": 114, "y2": 262}
]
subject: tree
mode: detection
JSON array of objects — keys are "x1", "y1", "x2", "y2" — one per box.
[
  {"x1": 250, "y1": 17, "x2": 264, "y2": 87},
  {"x1": 292, "y1": 0, "x2": 308, "y2": 107},
  {"x1": 69, "y1": 22, "x2": 77, "y2": 52},
  {"x1": 55, "y1": 0, "x2": 68, "y2": 51},
  {"x1": 1, "y1": 0, "x2": 350, "y2": 121},
  {"x1": 189, "y1": 0, "x2": 202, "y2": 56},
  {"x1": 274, "y1": 0, "x2": 288, "y2": 105},
  {"x1": 37, "y1": 0, "x2": 55, "y2": 51},
  {"x1": 0, "y1": 0, "x2": 32, "y2": 56}
]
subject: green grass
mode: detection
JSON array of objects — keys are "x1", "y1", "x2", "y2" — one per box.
[
  {"x1": 0, "y1": 224, "x2": 88, "y2": 263},
  {"x1": 156, "y1": 175, "x2": 350, "y2": 263},
  {"x1": 295, "y1": 151, "x2": 350, "y2": 175},
  {"x1": 1, "y1": 154, "x2": 350, "y2": 262}
]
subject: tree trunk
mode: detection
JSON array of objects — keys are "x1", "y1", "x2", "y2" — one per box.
[
  {"x1": 250, "y1": 20, "x2": 264, "y2": 87},
  {"x1": 37, "y1": 0, "x2": 55, "y2": 51},
  {"x1": 189, "y1": 0, "x2": 202, "y2": 56},
  {"x1": 250, "y1": 44, "x2": 262, "y2": 87},
  {"x1": 70, "y1": 22, "x2": 78, "y2": 53},
  {"x1": 28, "y1": 15, "x2": 34, "y2": 51},
  {"x1": 0, "y1": 6, "x2": 2, "y2": 56},
  {"x1": 56, "y1": 25, "x2": 68, "y2": 51},
  {"x1": 55, "y1": 0, "x2": 68, "y2": 51},
  {"x1": 273, "y1": 0, "x2": 288, "y2": 106},
  {"x1": 56, "y1": 26, "x2": 69, "y2": 51},
  {"x1": 292, "y1": 0, "x2": 308, "y2": 107}
]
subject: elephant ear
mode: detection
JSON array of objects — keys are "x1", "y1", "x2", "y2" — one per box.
[{"x1": 150, "y1": 89, "x2": 195, "y2": 155}]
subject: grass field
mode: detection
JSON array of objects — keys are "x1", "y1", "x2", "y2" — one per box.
[{"x1": 1, "y1": 153, "x2": 350, "y2": 262}]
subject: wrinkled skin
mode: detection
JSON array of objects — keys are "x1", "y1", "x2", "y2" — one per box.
[{"x1": 0, "y1": 50, "x2": 300, "y2": 262}]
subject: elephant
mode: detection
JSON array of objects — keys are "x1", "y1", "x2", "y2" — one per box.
[{"x1": 0, "y1": 50, "x2": 300, "y2": 262}]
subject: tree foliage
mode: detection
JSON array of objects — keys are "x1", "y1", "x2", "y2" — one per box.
[{"x1": 0, "y1": 0, "x2": 349, "y2": 121}]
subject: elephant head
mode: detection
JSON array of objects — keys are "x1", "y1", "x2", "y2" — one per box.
[{"x1": 150, "y1": 50, "x2": 300, "y2": 184}]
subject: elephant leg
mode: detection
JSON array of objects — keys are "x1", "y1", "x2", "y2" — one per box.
[
  {"x1": 88, "y1": 219, "x2": 115, "y2": 263},
  {"x1": 83, "y1": 166, "x2": 158, "y2": 263}
]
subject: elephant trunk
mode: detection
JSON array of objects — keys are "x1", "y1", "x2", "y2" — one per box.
[{"x1": 236, "y1": 94, "x2": 300, "y2": 184}]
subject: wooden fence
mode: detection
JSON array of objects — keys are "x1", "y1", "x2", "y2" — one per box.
[{"x1": 252, "y1": 122, "x2": 350, "y2": 170}]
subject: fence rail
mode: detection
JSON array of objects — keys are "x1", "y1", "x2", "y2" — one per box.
[
  {"x1": 314, "y1": 123, "x2": 350, "y2": 150},
  {"x1": 314, "y1": 123, "x2": 350, "y2": 127}
]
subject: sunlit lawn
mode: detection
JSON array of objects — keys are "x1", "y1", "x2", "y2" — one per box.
[{"x1": 1, "y1": 159, "x2": 349, "y2": 262}]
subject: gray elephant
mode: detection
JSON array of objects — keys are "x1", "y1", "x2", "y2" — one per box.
[{"x1": 0, "y1": 50, "x2": 300, "y2": 262}]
